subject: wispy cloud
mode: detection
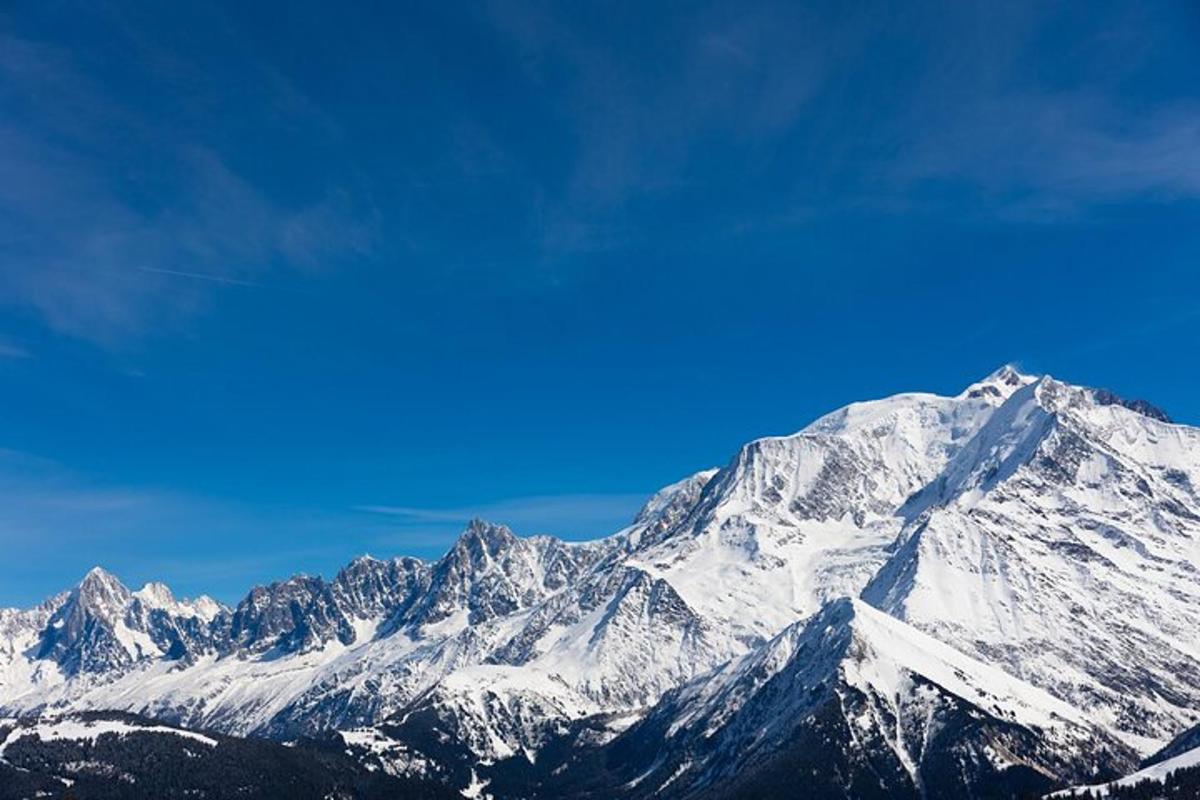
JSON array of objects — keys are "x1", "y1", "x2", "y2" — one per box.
[
  {"x1": 483, "y1": 0, "x2": 858, "y2": 256},
  {"x1": 0, "y1": 448, "x2": 203, "y2": 541},
  {"x1": 0, "y1": 338, "x2": 31, "y2": 359},
  {"x1": 356, "y1": 493, "x2": 647, "y2": 536},
  {"x1": 894, "y1": 93, "x2": 1200, "y2": 219},
  {"x1": 137, "y1": 266, "x2": 264, "y2": 288},
  {"x1": 492, "y1": 1, "x2": 1200, "y2": 236},
  {"x1": 0, "y1": 444, "x2": 650, "y2": 606},
  {"x1": 0, "y1": 446, "x2": 407, "y2": 606},
  {"x1": 0, "y1": 18, "x2": 376, "y2": 347}
]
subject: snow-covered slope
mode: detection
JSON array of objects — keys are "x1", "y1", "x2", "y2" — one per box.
[
  {"x1": 1052, "y1": 745, "x2": 1200, "y2": 798},
  {"x1": 362, "y1": 369, "x2": 1036, "y2": 767},
  {"x1": 622, "y1": 367, "x2": 1029, "y2": 644},
  {"x1": 0, "y1": 569, "x2": 226, "y2": 710},
  {"x1": 0, "y1": 713, "x2": 217, "y2": 757},
  {"x1": 561, "y1": 598, "x2": 1135, "y2": 800},
  {"x1": 0, "y1": 596, "x2": 68, "y2": 713},
  {"x1": 1, "y1": 366, "x2": 1197, "y2": 800},
  {"x1": 865, "y1": 376, "x2": 1200, "y2": 744},
  {"x1": 34, "y1": 567, "x2": 227, "y2": 676}
]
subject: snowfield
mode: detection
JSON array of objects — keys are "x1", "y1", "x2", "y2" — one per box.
[
  {"x1": 0, "y1": 715, "x2": 217, "y2": 759},
  {"x1": 2, "y1": 366, "x2": 1198, "y2": 798}
]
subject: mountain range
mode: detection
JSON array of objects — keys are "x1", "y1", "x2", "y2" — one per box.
[{"x1": 3, "y1": 366, "x2": 1199, "y2": 799}]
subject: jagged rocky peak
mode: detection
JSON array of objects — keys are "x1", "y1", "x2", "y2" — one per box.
[
  {"x1": 704, "y1": 367, "x2": 1032, "y2": 520},
  {"x1": 453, "y1": 518, "x2": 520, "y2": 560},
  {"x1": 960, "y1": 363, "x2": 1037, "y2": 400},
  {"x1": 980, "y1": 367, "x2": 1172, "y2": 423},
  {"x1": 227, "y1": 573, "x2": 355, "y2": 655},
  {"x1": 610, "y1": 468, "x2": 717, "y2": 555},
  {"x1": 131, "y1": 581, "x2": 225, "y2": 624},
  {"x1": 631, "y1": 469, "x2": 717, "y2": 528},
  {"x1": 335, "y1": 551, "x2": 424, "y2": 583},
  {"x1": 399, "y1": 519, "x2": 581, "y2": 628},
  {"x1": 339, "y1": 553, "x2": 388, "y2": 573},
  {"x1": 187, "y1": 595, "x2": 225, "y2": 622},
  {"x1": 73, "y1": 566, "x2": 132, "y2": 620},
  {"x1": 35, "y1": 568, "x2": 142, "y2": 674},
  {"x1": 332, "y1": 553, "x2": 430, "y2": 620},
  {"x1": 0, "y1": 594, "x2": 64, "y2": 642},
  {"x1": 871, "y1": 371, "x2": 1200, "y2": 741},
  {"x1": 1, "y1": 366, "x2": 1196, "y2": 800},
  {"x1": 29, "y1": 568, "x2": 232, "y2": 673},
  {"x1": 134, "y1": 581, "x2": 176, "y2": 607},
  {"x1": 1091, "y1": 387, "x2": 1172, "y2": 422}
]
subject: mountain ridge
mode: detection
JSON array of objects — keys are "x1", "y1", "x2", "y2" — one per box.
[{"x1": 2, "y1": 366, "x2": 1197, "y2": 799}]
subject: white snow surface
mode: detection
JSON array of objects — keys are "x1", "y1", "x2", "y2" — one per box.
[
  {"x1": 1, "y1": 366, "x2": 1198, "y2": 775},
  {"x1": 866, "y1": 376, "x2": 1200, "y2": 743},
  {"x1": 0, "y1": 715, "x2": 216, "y2": 757},
  {"x1": 1051, "y1": 745, "x2": 1200, "y2": 797},
  {"x1": 667, "y1": 597, "x2": 1096, "y2": 744},
  {"x1": 133, "y1": 582, "x2": 223, "y2": 623}
]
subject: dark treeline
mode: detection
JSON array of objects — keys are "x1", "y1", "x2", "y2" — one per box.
[
  {"x1": 0, "y1": 715, "x2": 457, "y2": 800},
  {"x1": 1057, "y1": 762, "x2": 1200, "y2": 800}
]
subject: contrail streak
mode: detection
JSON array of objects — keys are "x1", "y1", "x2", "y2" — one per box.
[{"x1": 138, "y1": 266, "x2": 262, "y2": 287}]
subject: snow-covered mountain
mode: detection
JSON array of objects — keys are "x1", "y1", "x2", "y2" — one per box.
[
  {"x1": 36, "y1": 567, "x2": 224, "y2": 674},
  {"x1": 540, "y1": 598, "x2": 1135, "y2": 799},
  {"x1": 865, "y1": 375, "x2": 1200, "y2": 743},
  {"x1": 2, "y1": 366, "x2": 1197, "y2": 799}
]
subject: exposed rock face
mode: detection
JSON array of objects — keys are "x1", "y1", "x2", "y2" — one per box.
[
  {"x1": 534, "y1": 599, "x2": 1135, "y2": 800},
  {"x1": 32, "y1": 568, "x2": 225, "y2": 675},
  {"x1": 866, "y1": 377, "x2": 1200, "y2": 741},
  {"x1": 2, "y1": 366, "x2": 1198, "y2": 800}
]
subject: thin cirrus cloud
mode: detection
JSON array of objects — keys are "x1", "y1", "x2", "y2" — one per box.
[
  {"x1": 0, "y1": 339, "x2": 31, "y2": 359},
  {"x1": 0, "y1": 446, "x2": 406, "y2": 606},
  {"x1": 0, "y1": 448, "x2": 208, "y2": 545},
  {"x1": 893, "y1": 93, "x2": 1200, "y2": 219},
  {"x1": 355, "y1": 493, "x2": 650, "y2": 539},
  {"x1": 481, "y1": 0, "x2": 1200, "y2": 247},
  {"x1": 2, "y1": 0, "x2": 1198, "y2": 350},
  {"x1": 137, "y1": 267, "x2": 266, "y2": 288},
  {"x1": 483, "y1": 0, "x2": 853, "y2": 253},
  {"x1": 0, "y1": 23, "x2": 376, "y2": 348}
]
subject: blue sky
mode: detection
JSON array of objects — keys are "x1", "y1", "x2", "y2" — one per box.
[{"x1": 1, "y1": 1, "x2": 1198, "y2": 606}]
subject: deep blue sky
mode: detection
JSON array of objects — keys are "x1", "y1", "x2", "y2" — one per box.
[{"x1": 2, "y1": 1, "x2": 1198, "y2": 606}]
